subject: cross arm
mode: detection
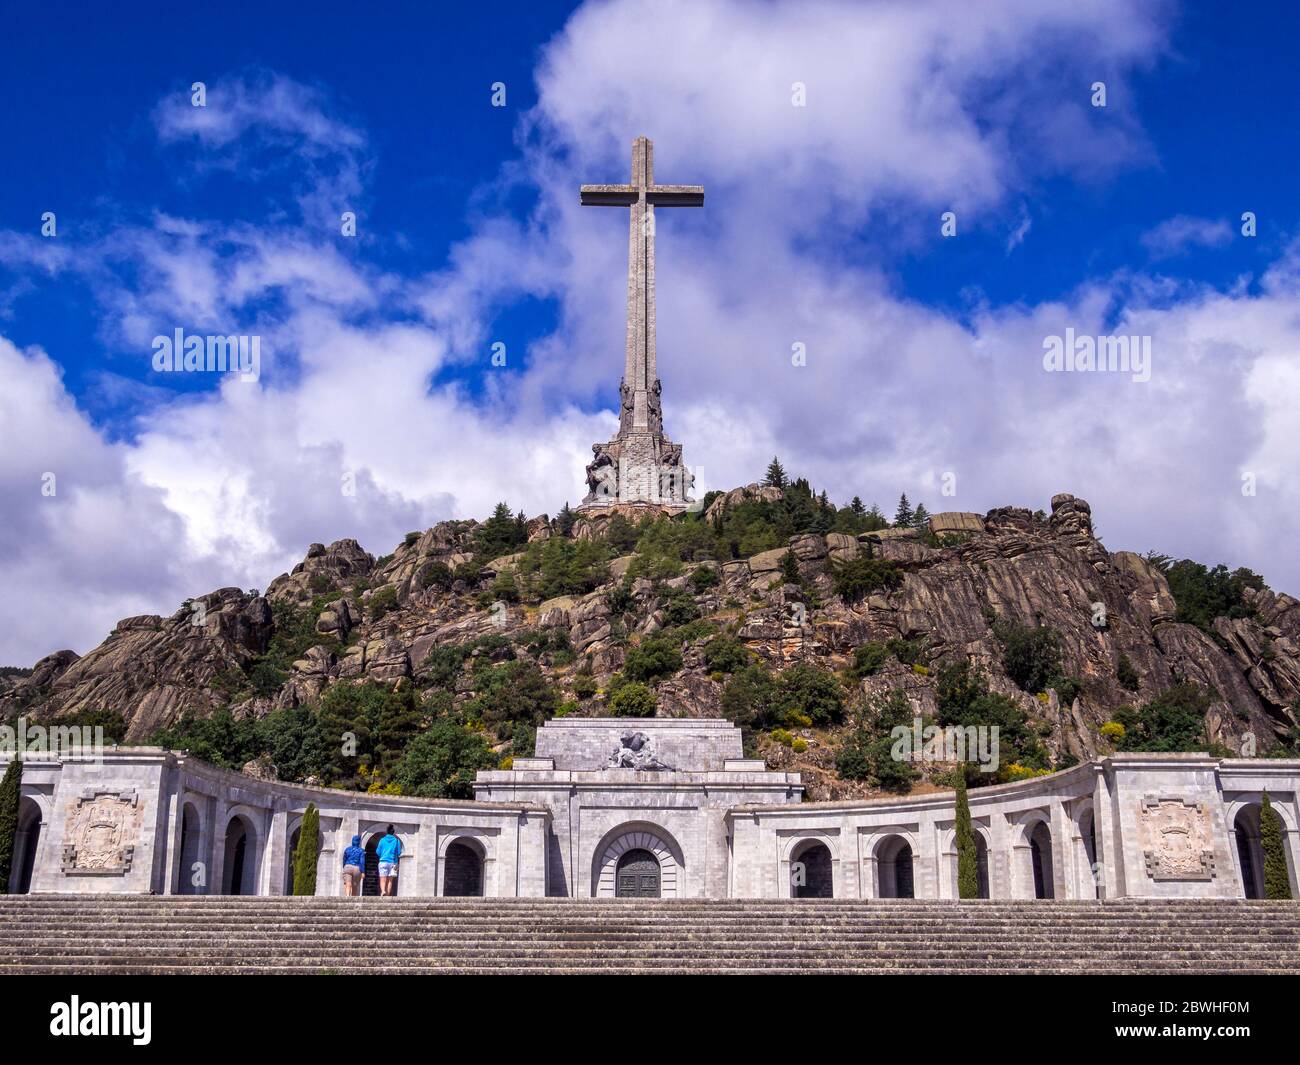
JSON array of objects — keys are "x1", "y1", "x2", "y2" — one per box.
[
  {"x1": 580, "y1": 184, "x2": 638, "y2": 206},
  {"x1": 647, "y1": 185, "x2": 704, "y2": 207}
]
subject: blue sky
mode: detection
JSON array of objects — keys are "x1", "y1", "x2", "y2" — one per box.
[{"x1": 2, "y1": 0, "x2": 1300, "y2": 662}]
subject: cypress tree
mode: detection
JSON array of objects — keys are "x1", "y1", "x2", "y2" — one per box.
[
  {"x1": 954, "y1": 771, "x2": 979, "y2": 900},
  {"x1": 292, "y1": 803, "x2": 320, "y2": 897},
  {"x1": 0, "y1": 759, "x2": 21, "y2": 894},
  {"x1": 1260, "y1": 792, "x2": 1292, "y2": 900}
]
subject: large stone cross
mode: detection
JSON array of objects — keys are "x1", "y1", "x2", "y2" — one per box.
[{"x1": 581, "y1": 136, "x2": 703, "y2": 435}]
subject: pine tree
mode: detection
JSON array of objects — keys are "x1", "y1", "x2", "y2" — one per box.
[
  {"x1": 954, "y1": 772, "x2": 979, "y2": 899},
  {"x1": 292, "y1": 803, "x2": 320, "y2": 896},
  {"x1": 0, "y1": 759, "x2": 21, "y2": 894},
  {"x1": 557, "y1": 502, "x2": 576, "y2": 538},
  {"x1": 764, "y1": 457, "x2": 788, "y2": 490},
  {"x1": 913, "y1": 503, "x2": 931, "y2": 529},
  {"x1": 1261, "y1": 792, "x2": 1292, "y2": 900},
  {"x1": 780, "y1": 550, "x2": 801, "y2": 586},
  {"x1": 850, "y1": 496, "x2": 866, "y2": 516},
  {"x1": 893, "y1": 494, "x2": 914, "y2": 528}
]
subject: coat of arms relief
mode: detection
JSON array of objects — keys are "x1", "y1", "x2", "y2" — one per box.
[
  {"x1": 61, "y1": 789, "x2": 142, "y2": 875},
  {"x1": 1138, "y1": 796, "x2": 1215, "y2": 880}
]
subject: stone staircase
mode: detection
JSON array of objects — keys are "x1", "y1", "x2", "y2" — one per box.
[{"x1": 1, "y1": 896, "x2": 1297, "y2": 974}]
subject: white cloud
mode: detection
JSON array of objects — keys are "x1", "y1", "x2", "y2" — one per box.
[
  {"x1": 1141, "y1": 214, "x2": 1234, "y2": 258},
  {"x1": 4, "y1": 0, "x2": 1300, "y2": 667}
]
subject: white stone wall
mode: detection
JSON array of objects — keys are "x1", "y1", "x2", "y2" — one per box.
[{"x1": 7, "y1": 741, "x2": 1299, "y2": 903}]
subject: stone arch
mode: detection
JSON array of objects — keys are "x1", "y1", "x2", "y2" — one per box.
[
  {"x1": 789, "y1": 838, "x2": 835, "y2": 899},
  {"x1": 1028, "y1": 820, "x2": 1055, "y2": 899},
  {"x1": 8, "y1": 795, "x2": 44, "y2": 894},
  {"x1": 1011, "y1": 811, "x2": 1057, "y2": 899},
  {"x1": 1227, "y1": 797, "x2": 1297, "y2": 899},
  {"x1": 439, "y1": 834, "x2": 488, "y2": 897},
  {"x1": 874, "y1": 833, "x2": 915, "y2": 899},
  {"x1": 221, "y1": 809, "x2": 262, "y2": 896},
  {"x1": 178, "y1": 800, "x2": 205, "y2": 895},
  {"x1": 592, "y1": 823, "x2": 683, "y2": 898}
]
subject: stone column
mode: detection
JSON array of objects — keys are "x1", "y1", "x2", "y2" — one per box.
[
  {"x1": 1093, "y1": 765, "x2": 1120, "y2": 900},
  {"x1": 266, "y1": 805, "x2": 288, "y2": 896},
  {"x1": 1050, "y1": 801, "x2": 1072, "y2": 899},
  {"x1": 987, "y1": 811, "x2": 1012, "y2": 899},
  {"x1": 209, "y1": 798, "x2": 228, "y2": 896}
]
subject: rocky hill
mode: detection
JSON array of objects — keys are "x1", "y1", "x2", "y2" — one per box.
[{"x1": 5, "y1": 485, "x2": 1299, "y2": 801}]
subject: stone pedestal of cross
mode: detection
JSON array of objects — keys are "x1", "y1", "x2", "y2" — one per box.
[{"x1": 578, "y1": 136, "x2": 702, "y2": 510}]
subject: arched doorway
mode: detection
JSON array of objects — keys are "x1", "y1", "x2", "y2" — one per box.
[
  {"x1": 363, "y1": 832, "x2": 404, "y2": 896},
  {"x1": 178, "y1": 803, "x2": 203, "y2": 895},
  {"x1": 221, "y1": 814, "x2": 258, "y2": 895},
  {"x1": 876, "y1": 835, "x2": 914, "y2": 898},
  {"x1": 592, "y1": 824, "x2": 682, "y2": 898},
  {"x1": 9, "y1": 797, "x2": 42, "y2": 894},
  {"x1": 791, "y1": 841, "x2": 834, "y2": 898},
  {"x1": 615, "y1": 849, "x2": 661, "y2": 898},
  {"x1": 363, "y1": 834, "x2": 382, "y2": 896},
  {"x1": 1029, "y1": 821, "x2": 1054, "y2": 899},
  {"x1": 444, "y1": 840, "x2": 485, "y2": 897},
  {"x1": 1234, "y1": 806, "x2": 1265, "y2": 899}
]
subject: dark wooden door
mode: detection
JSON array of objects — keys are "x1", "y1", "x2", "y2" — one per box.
[{"x1": 615, "y1": 849, "x2": 661, "y2": 898}]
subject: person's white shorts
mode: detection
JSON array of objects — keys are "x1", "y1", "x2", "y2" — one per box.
[{"x1": 378, "y1": 861, "x2": 398, "y2": 877}]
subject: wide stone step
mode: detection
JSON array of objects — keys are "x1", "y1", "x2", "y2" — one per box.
[{"x1": 5, "y1": 898, "x2": 1295, "y2": 974}]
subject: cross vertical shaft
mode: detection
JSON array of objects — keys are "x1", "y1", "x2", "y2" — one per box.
[{"x1": 578, "y1": 136, "x2": 702, "y2": 509}]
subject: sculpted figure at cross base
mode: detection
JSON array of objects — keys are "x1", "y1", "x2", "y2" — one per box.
[{"x1": 608, "y1": 730, "x2": 671, "y2": 771}]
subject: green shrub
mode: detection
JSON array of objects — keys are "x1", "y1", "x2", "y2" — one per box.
[
  {"x1": 1113, "y1": 682, "x2": 1211, "y2": 752},
  {"x1": 775, "y1": 664, "x2": 845, "y2": 726},
  {"x1": 1261, "y1": 792, "x2": 1292, "y2": 900},
  {"x1": 721, "y1": 664, "x2": 778, "y2": 733},
  {"x1": 689, "y1": 566, "x2": 720, "y2": 593},
  {"x1": 0, "y1": 759, "x2": 21, "y2": 894},
  {"x1": 770, "y1": 728, "x2": 794, "y2": 747},
  {"x1": 834, "y1": 689, "x2": 918, "y2": 792},
  {"x1": 392, "y1": 722, "x2": 497, "y2": 799},
  {"x1": 830, "y1": 553, "x2": 903, "y2": 603},
  {"x1": 610, "y1": 682, "x2": 657, "y2": 717},
  {"x1": 622, "y1": 637, "x2": 684, "y2": 685},
  {"x1": 292, "y1": 804, "x2": 320, "y2": 896},
  {"x1": 369, "y1": 586, "x2": 399, "y2": 621},
  {"x1": 954, "y1": 775, "x2": 978, "y2": 899},
  {"x1": 850, "y1": 642, "x2": 888, "y2": 679},
  {"x1": 702, "y1": 635, "x2": 750, "y2": 674},
  {"x1": 419, "y1": 561, "x2": 453, "y2": 590},
  {"x1": 572, "y1": 674, "x2": 598, "y2": 700}
]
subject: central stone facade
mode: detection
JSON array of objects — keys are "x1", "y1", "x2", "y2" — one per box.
[{"x1": 579, "y1": 136, "x2": 698, "y2": 511}]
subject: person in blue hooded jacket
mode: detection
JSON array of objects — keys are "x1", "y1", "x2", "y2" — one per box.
[
  {"x1": 376, "y1": 825, "x2": 403, "y2": 896},
  {"x1": 341, "y1": 834, "x2": 366, "y2": 896}
]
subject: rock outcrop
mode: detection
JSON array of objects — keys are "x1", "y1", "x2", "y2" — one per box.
[{"x1": 6, "y1": 489, "x2": 1299, "y2": 789}]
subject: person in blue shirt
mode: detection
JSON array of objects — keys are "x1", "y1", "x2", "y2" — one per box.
[
  {"x1": 341, "y1": 834, "x2": 366, "y2": 896},
  {"x1": 376, "y1": 825, "x2": 403, "y2": 896}
]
